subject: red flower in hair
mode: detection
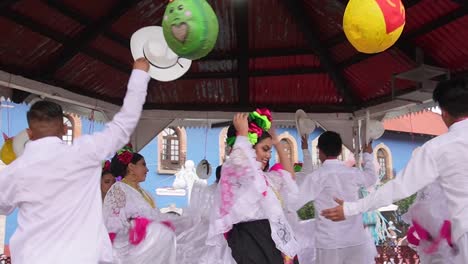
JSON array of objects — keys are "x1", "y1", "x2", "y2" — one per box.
[
  {"x1": 248, "y1": 122, "x2": 263, "y2": 137},
  {"x1": 118, "y1": 151, "x2": 133, "y2": 165},
  {"x1": 103, "y1": 160, "x2": 111, "y2": 172}
]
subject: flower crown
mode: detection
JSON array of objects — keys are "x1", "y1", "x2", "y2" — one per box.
[
  {"x1": 226, "y1": 108, "x2": 272, "y2": 146},
  {"x1": 116, "y1": 143, "x2": 134, "y2": 165}
]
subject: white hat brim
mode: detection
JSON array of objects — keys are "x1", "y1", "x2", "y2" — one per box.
[
  {"x1": 130, "y1": 26, "x2": 192, "y2": 82},
  {"x1": 366, "y1": 120, "x2": 385, "y2": 143},
  {"x1": 295, "y1": 109, "x2": 315, "y2": 137}
]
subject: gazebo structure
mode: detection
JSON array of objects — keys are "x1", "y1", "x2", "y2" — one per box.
[{"x1": 0, "y1": 0, "x2": 465, "y2": 150}]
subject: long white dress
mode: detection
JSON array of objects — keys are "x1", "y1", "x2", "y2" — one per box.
[
  {"x1": 402, "y1": 182, "x2": 455, "y2": 264},
  {"x1": 176, "y1": 182, "x2": 236, "y2": 264},
  {"x1": 103, "y1": 181, "x2": 177, "y2": 264},
  {"x1": 207, "y1": 136, "x2": 300, "y2": 260}
]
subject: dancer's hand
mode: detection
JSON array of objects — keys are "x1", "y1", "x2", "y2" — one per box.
[
  {"x1": 233, "y1": 113, "x2": 249, "y2": 137},
  {"x1": 134, "y1": 58, "x2": 150, "y2": 72},
  {"x1": 320, "y1": 198, "x2": 346, "y2": 221}
]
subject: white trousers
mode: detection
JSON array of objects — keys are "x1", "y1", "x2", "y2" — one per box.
[{"x1": 316, "y1": 243, "x2": 375, "y2": 264}]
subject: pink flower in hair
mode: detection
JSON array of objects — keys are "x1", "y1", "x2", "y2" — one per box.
[
  {"x1": 118, "y1": 151, "x2": 133, "y2": 165},
  {"x1": 256, "y1": 108, "x2": 272, "y2": 121},
  {"x1": 248, "y1": 122, "x2": 263, "y2": 137}
]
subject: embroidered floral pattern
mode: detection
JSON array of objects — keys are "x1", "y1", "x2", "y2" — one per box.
[
  {"x1": 275, "y1": 218, "x2": 292, "y2": 244},
  {"x1": 219, "y1": 147, "x2": 255, "y2": 216},
  {"x1": 107, "y1": 184, "x2": 126, "y2": 215},
  {"x1": 210, "y1": 136, "x2": 300, "y2": 257}
]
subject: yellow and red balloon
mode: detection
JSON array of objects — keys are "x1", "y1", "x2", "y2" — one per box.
[{"x1": 343, "y1": 0, "x2": 406, "y2": 54}]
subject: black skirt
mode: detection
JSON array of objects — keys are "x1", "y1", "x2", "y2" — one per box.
[{"x1": 226, "y1": 219, "x2": 299, "y2": 264}]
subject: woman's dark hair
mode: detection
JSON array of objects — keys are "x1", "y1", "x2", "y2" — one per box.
[
  {"x1": 215, "y1": 165, "x2": 222, "y2": 183},
  {"x1": 101, "y1": 170, "x2": 114, "y2": 178},
  {"x1": 110, "y1": 152, "x2": 144, "y2": 178},
  {"x1": 433, "y1": 78, "x2": 468, "y2": 118},
  {"x1": 317, "y1": 131, "x2": 342, "y2": 157}
]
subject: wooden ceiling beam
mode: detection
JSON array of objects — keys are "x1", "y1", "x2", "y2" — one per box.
[
  {"x1": 283, "y1": 0, "x2": 359, "y2": 106},
  {"x1": 143, "y1": 102, "x2": 354, "y2": 113},
  {"x1": 234, "y1": 0, "x2": 250, "y2": 106},
  {"x1": 40, "y1": 0, "x2": 143, "y2": 77}
]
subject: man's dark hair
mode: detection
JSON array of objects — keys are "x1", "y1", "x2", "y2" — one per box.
[
  {"x1": 27, "y1": 101, "x2": 63, "y2": 125},
  {"x1": 433, "y1": 78, "x2": 468, "y2": 118},
  {"x1": 317, "y1": 131, "x2": 342, "y2": 157}
]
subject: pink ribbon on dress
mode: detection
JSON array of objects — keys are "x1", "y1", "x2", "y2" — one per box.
[
  {"x1": 406, "y1": 219, "x2": 456, "y2": 254},
  {"x1": 128, "y1": 217, "x2": 151, "y2": 245},
  {"x1": 109, "y1": 233, "x2": 116, "y2": 244}
]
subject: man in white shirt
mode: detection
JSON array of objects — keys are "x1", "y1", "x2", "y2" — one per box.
[
  {"x1": 321, "y1": 77, "x2": 468, "y2": 263},
  {"x1": 0, "y1": 58, "x2": 150, "y2": 264},
  {"x1": 290, "y1": 131, "x2": 378, "y2": 264}
]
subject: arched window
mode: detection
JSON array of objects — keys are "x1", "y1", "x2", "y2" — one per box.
[
  {"x1": 373, "y1": 143, "x2": 393, "y2": 182},
  {"x1": 161, "y1": 128, "x2": 180, "y2": 169},
  {"x1": 280, "y1": 139, "x2": 294, "y2": 164},
  {"x1": 62, "y1": 116, "x2": 73, "y2": 145},
  {"x1": 275, "y1": 132, "x2": 298, "y2": 164},
  {"x1": 158, "y1": 127, "x2": 187, "y2": 174},
  {"x1": 377, "y1": 148, "x2": 389, "y2": 181}
]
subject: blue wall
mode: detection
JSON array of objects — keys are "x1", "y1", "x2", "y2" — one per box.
[
  {"x1": 0, "y1": 102, "x2": 435, "y2": 244},
  {"x1": 373, "y1": 131, "x2": 433, "y2": 173}
]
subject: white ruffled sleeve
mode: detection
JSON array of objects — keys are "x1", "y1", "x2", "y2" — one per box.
[{"x1": 103, "y1": 183, "x2": 129, "y2": 234}]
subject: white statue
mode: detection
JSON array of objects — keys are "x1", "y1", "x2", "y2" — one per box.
[{"x1": 173, "y1": 160, "x2": 207, "y2": 204}]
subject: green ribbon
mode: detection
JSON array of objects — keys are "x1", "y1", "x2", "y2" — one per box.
[
  {"x1": 249, "y1": 111, "x2": 271, "y2": 131},
  {"x1": 294, "y1": 164, "x2": 303, "y2": 172},
  {"x1": 226, "y1": 136, "x2": 236, "y2": 147},
  {"x1": 248, "y1": 132, "x2": 258, "y2": 145}
]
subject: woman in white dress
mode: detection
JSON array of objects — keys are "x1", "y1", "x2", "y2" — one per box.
[
  {"x1": 401, "y1": 147, "x2": 455, "y2": 264},
  {"x1": 207, "y1": 110, "x2": 300, "y2": 264},
  {"x1": 103, "y1": 144, "x2": 177, "y2": 264}
]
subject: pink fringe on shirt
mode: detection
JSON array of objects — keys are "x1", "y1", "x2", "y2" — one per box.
[{"x1": 269, "y1": 163, "x2": 283, "y2": 172}]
